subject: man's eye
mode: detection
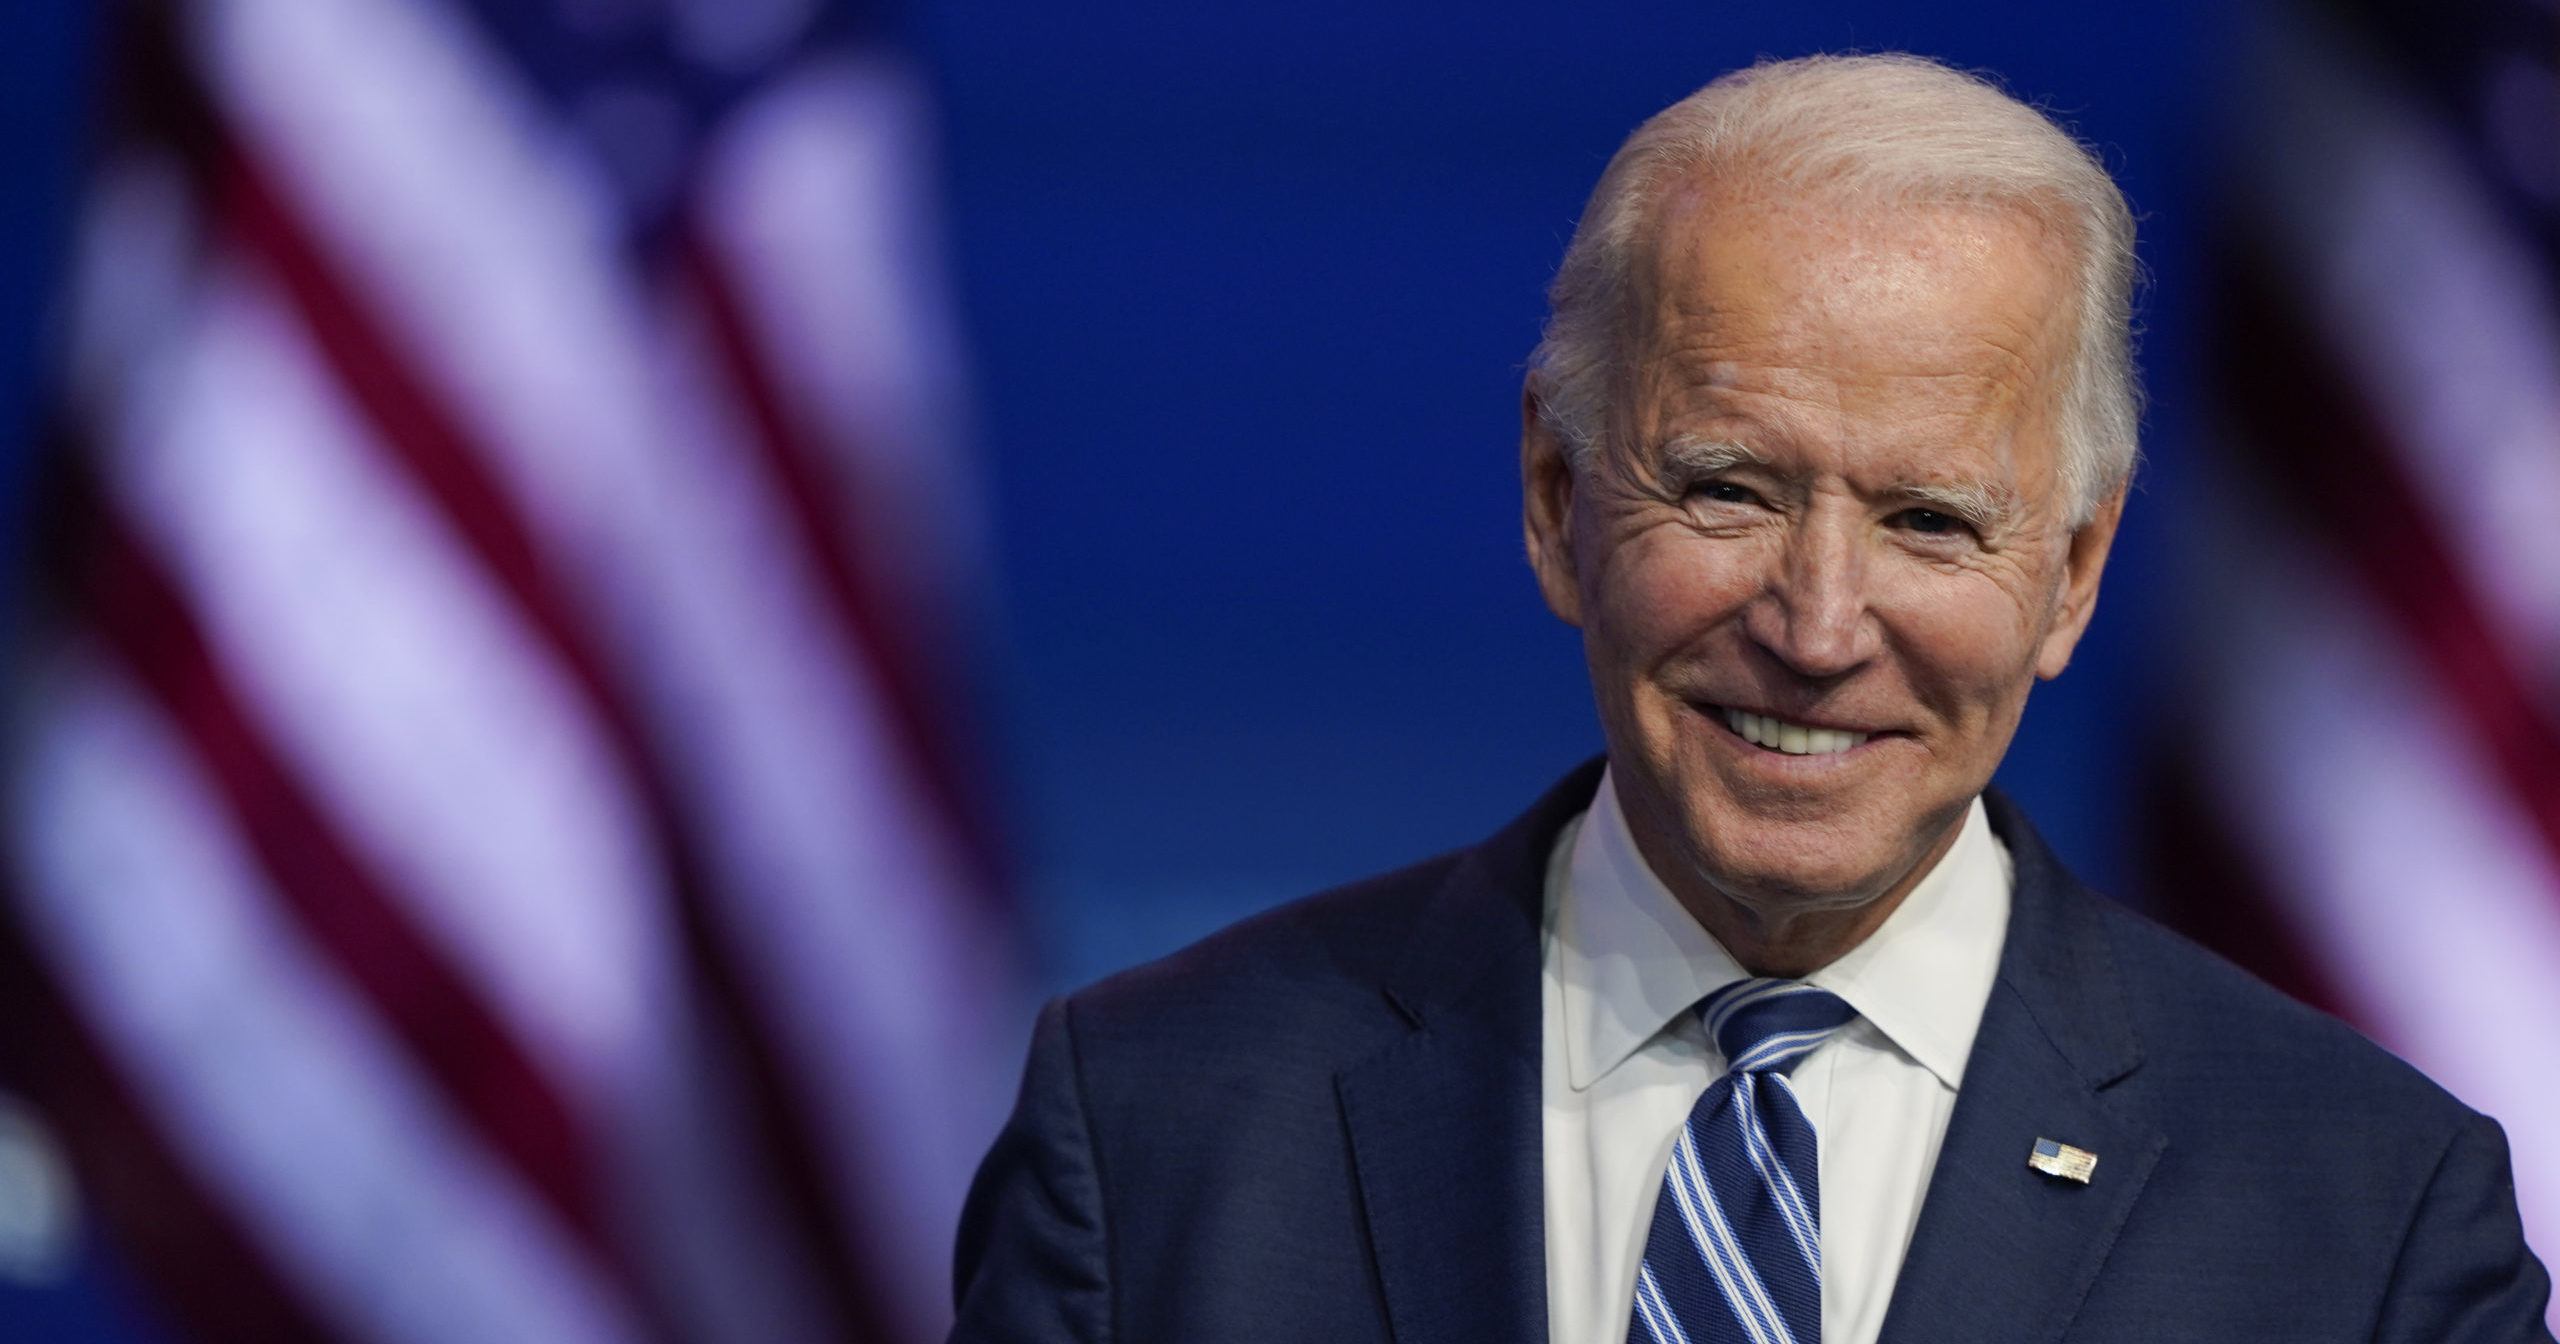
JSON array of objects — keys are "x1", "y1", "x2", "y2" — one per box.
[
  {"x1": 1895, "y1": 508, "x2": 1965, "y2": 536},
  {"x1": 1694, "y1": 481, "x2": 1757, "y2": 505}
]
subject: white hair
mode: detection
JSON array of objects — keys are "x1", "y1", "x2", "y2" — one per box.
[{"x1": 1529, "y1": 54, "x2": 2141, "y2": 525}]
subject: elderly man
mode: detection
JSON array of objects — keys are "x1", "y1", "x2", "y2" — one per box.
[{"x1": 951, "y1": 54, "x2": 2552, "y2": 1343}]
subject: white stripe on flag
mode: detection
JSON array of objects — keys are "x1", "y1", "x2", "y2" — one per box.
[
  {"x1": 596, "y1": 994, "x2": 843, "y2": 1344},
  {"x1": 114, "y1": 7, "x2": 876, "y2": 1333},
  {"x1": 12, "y1": 649, "x2": 645, "y2": 1344},
  {"x1": 201, "y1": 0, "x2": 672, "y2": 563},
  {"x1": 88, "y1": 260, "x2": 842, "y2": 1344},
  {"x1": 2195, "y1": 528, "x2": 2560, "y2": 1270},
  {"x1": 2235, "y1": 3, "x2": 2560, "y2": 677},
  {"x1": 201, "y1": 0, "x2": 1018, "y2": 1330},
  {"x1": 99, "y1": 255, "x2": 668, "y2": 1110},
  {"x1": 693, "y1": 55, "x2": 991, "y2": 588},
  {"x1": 636, "y1": 300, "x2": 1018, "y2": 1338}
]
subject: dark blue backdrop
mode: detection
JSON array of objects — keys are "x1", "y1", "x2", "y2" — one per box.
[
  {"x1": 913, "y1": 0, "x2": 2230, "y2": 990},
  {"x1": 0, "y1": 0, "x2": 2228, "y2": 1333}
]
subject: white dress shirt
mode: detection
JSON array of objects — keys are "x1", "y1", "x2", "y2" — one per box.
[{"x1": 1541, "y1": 769, "x2": 2013, "y2": 1344}]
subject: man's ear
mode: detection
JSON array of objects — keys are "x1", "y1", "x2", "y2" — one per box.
[
  {"x1": 1521, "y1": 382, "x2": 1585, "y2": 628},
  {"x1": 2034, "y1": 484, "x2": 2126, "y2": 680}
]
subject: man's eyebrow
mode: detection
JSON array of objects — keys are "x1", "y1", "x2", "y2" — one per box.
[
  {"x1": 1657, "y1": 436, "x2": 1770, "y2": 476},
  {"x1": 1896, "y1": 479, "x2": 2017, "y2": 532}
]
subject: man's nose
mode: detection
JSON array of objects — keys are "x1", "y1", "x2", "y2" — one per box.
[{"x1": 1746, "y1": 512, "x2": 1878, "y2": 680}]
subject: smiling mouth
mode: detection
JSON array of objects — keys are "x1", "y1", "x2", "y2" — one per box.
[{"x1": 1715, "y1": 706, "x2": 1872, "y2": 757}]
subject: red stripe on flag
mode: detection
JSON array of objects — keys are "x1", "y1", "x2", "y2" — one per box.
[
  {"x1": 2138, "y1": 759, "x2": 2351, "y2": 1019},
  {"x1": 674, "y1": 229, "x2": 1006, "y2": 900},
  {"x1": 65, "y1": 471, "x2": 621, "y2": 1278},
  {"x1": 2212, "y1": 248, "x2": 2560, "y2": 892},
  {"x1": 217, "y1": 142, "x2": 903, "y2": 1344}
]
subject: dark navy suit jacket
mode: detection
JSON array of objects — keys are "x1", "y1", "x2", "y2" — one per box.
[{"x1": 952, "y1": 762, "x2": 2553, "y2": 1342}]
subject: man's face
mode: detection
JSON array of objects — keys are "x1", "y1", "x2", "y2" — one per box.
[{"x1": 1524, "y1": 184, "x2": 2122, "y2": 933}]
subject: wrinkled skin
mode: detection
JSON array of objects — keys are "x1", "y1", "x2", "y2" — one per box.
[{"x1": 1523, "y1": 181, "x2": 2125, "y2": 976}]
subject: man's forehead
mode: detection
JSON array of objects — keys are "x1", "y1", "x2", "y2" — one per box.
[
  {"x1": 1621, "y1": 182, "x2": 2078, "y2": 407},
  {"x1": 1635, "y1": 178, "x2": 2075, "y2": 325},
  {"x1": 1640, "y1": 342, "x2": 2051, "y2": 408}
]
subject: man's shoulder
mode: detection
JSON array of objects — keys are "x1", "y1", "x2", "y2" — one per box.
[
  {"x1": 2082, "y1": 883, "x2": 2478, "y2": 1136},
  {"x1": 1067, "y1": 846, "x2": 1468, "y2": 1037},
  {"x1": 1984, "y1": 789, "x2": 2468, "y2": 1136},
  {"x1": 1059, "y1": 759, "x2": 1599, "y2": 1061},
  {"x1": 1034, "y1": 843, "x2": 1506, "y2": 1143}
]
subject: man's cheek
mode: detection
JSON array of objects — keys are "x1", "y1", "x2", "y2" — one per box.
[{"x1": 1610, "y1": 550, "x2": 1748, "y2": 650}]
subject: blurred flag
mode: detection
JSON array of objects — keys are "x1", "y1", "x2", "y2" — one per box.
[
  {"x1": 2152, "y1": 0, "x2": 2560, "y2": 1304},
  {"x1": 0, "y1": 0, "x2": 1019, "y2": 1341}
]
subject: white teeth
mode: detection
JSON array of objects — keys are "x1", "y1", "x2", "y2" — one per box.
[{"x1": 1720, "y1": 708, "x2": 1870, "y2": 756}]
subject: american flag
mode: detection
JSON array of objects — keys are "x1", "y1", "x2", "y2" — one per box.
[
  {"x1": 2151, "y1": 0, "x2": 2560, "y2": 1314},
  {"x1": 0, "y1": 0, "x2": 1020, "y2": 1340}
]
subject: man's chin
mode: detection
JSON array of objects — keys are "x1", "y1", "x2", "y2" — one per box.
[
  {"x1": 1683, "y1": 845, "x2": 1906, "y2": 921},
  {"x1": 1669, "y1": 799, "x2": 1959, "y2": 918}
]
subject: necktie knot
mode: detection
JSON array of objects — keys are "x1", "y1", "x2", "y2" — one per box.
[{"x1": 1699, "y1": 978, "x2": 1855, "y2": 1076}]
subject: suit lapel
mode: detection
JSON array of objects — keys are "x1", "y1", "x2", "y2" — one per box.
[
  {"x1": 1878, "y1": 792, "x2": 2166, "y2": 1344},
  {"x1": 1337, "y1": 761, "x2": 1600, "y2": 1344},
  {"x1": 1338, "y1": 990, "x2": 1544, "y2": 1344}
]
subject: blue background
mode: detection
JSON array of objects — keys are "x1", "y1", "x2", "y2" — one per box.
[
  {"x1": 0, "y1": 0, "x2": 2229, "y2": 1333},
  {"x1": 913, "y1": 0, "x2": 2231, "y2": 991}
]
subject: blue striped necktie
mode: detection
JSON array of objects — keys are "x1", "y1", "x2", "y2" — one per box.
[{"x1": 1627, "y1": 978, "x2": 1858, "y2": 1344}]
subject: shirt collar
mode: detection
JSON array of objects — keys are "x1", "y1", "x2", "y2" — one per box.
[{"x1": 1554, "y1": 768, "x2": 2011, "y2": 1092}]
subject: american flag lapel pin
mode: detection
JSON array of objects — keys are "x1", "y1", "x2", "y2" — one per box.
[{"x1": 2028, "y1": 1137, "x2": 2097, "y2": 1184}]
